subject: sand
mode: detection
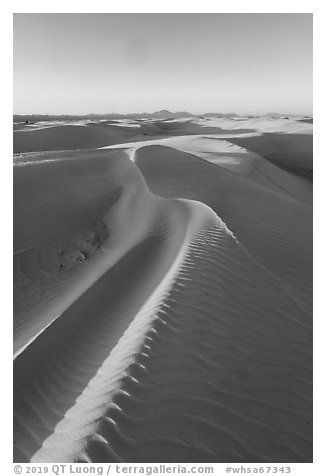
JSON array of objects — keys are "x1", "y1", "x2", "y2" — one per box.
[{"x1": 13, "y1": 116, "x2": 312, "y2": 463}]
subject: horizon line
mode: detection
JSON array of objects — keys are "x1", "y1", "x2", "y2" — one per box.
[{"x1": 13, "y1": 110, "x2": 313, "y2": 117}]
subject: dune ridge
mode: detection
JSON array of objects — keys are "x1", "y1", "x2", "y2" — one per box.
[
  {"x1": 13, "y1": 149, "x2": 200, "y2": 460},
  {"x1": 135, "y1": 145, "x2": 312, "y2": 311},
  {"x1": 14, "y1": 118, "x2": 312, "y2": 462},
  {"x1": 27, "y1": 200, "x2": 213, "y2": 462},
  {"x1": 15, "y1": 198, "x2": 312, "y2": 462},
  {"x1": 13, "y1": 118, "x2": 255, "y2": 154},
  {"x1": 101, "y1": 134, "x2": 312, "y2": 206},
  {"x1": 14, "y1": 149, "x2": 164, "y2": 356},
  {"x1": 79, "y1": 213, "x2": 311, "y2": 463}
]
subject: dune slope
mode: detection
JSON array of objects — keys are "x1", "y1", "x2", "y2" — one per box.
[
  {"x1": 14, "y1": 135, "x2": 312, "y2": 462},
  {"x1": 101, "y1": 134, "x2": 312, "y2": 206},
  {"x1": 14, "y1": 199, "x2": 312, "y2": 462},
  {"x1": 136, "y1": 145, "x2": 312, "y2": 312},
  {"x1": 226, "y1": 133, "x2": 313, "y2": 179}
]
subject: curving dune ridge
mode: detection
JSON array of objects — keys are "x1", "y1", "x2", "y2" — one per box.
[{"x1": 13, "y1": 117, "x2": 312, "y2": 463}]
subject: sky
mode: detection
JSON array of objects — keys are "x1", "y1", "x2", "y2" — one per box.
[{"x1": 13, "y1": 13, "x2": 313, "y2": 115}]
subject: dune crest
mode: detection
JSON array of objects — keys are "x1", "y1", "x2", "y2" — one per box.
[
  {"x1": 15, "y1": 195, "x2": 312, "y2": 462},
  {"x1": 14, "y1": 149, "x2": 163, "y2": 356},
  {"x1": 14, "y1": 119, "x2": 312, "y2": 463}
]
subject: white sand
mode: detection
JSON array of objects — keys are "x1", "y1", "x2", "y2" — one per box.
[{"x1": 13, "y1": 116, "x2": 312, "y2": 462}]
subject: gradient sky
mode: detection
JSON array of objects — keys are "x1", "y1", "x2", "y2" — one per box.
[{"x1": 13, "y1": 13, "x2": 312, "y2": 115}]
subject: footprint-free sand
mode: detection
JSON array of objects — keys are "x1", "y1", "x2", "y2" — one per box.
[{"x1": 13, "y1": 116, "x2": 312, "y2": 462}]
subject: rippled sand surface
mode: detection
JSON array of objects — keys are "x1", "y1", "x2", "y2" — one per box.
[{"x1": 13, "y1": 116, "x2": 312, "y2": 462}]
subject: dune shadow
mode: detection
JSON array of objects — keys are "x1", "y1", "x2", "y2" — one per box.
[
  {"x1": 225, "y1": 133, "x2": 313, "y2": 180},
  {"x1": 13, "y1": 234, "x2": 166, "y2": 462}
]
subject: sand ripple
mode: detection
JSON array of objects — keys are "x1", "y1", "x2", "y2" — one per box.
[{"x1": 14, "y1": 144, "x2": 312, "y2": 463}]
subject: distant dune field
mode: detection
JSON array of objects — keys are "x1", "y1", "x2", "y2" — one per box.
[
  {"x1": 13, "y1": 116, "x2": 312, "y2": 462},
  {"x1": 13, "y1": 118, "x2": 258, "y2": 153}
]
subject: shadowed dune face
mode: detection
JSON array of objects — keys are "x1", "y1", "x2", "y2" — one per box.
[
  {"x1": 13, "y1": 124, "x2": 138, "y2": 153},
  {"x1": 226, "y1": 133, "x2": 313, "y2": 179},
  {"x1": 297, "y1": 118, "x2": 313, "y2": 124},
  {"x1": 149, "y1": 120, "x2": 254, "y2": 136},
  {"x1": 79, "y1": 223, "x2": 311, "y2": 463},
  {"x1": 14, "y1": 231, "x2": 187, "y2": 461}
]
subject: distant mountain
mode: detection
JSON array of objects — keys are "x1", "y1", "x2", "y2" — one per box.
[
  {"x1": 150, "y1": 110, "x2": 176, "y2": 119},
  {"x1": 202, "y1": 113, "x2": 238, "y2": 118},
  {"x1": 13, "y1": 113, "x2": 126, "y2": 123},
  {"x1": 13, "y1": 111, "x2": 185, "y2": 122},
  {"x1": 136, "y1": 110, "x2": 197, "y2": 119},
  {"x1": 13, "y1": 110, "x2": 241, "y2": 123}
]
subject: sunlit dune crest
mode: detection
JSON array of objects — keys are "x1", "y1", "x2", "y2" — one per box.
[{"x1": 13, "y1": 115, "x2": 312, "y2": 463}]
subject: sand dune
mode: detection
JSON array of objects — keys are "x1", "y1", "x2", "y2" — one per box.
[
  {"x1": 13, "y1": 124, "x2": 138, "y2": 153},
  {"x1": 136, "y1": 145, "x2": 312, "y2": 310},
  {"x1": 13, "y1": 117, "x2": 312, "y2": 462},
  {"x1": 13, "y1": 117, "x2": 256, "y2": 154},
  {"x1": 14, "y1": 149, "x2": 173, "y2": 356},
  {"x1": 101, "y1": 134, "x2": 312, "y2": 206},
  {"x1": 226, "y1": 133, "x2": 313, "y2": 179}
]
